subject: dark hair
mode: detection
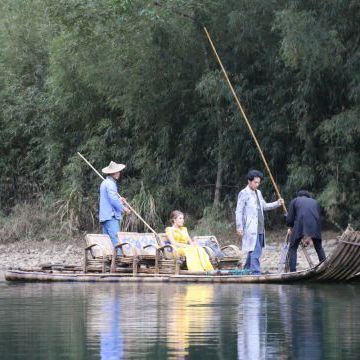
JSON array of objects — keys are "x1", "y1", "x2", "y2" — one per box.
[
  {"x1": 247, "y1": 170, "x2": 264, "y2": 181},
  {"x1": 297, "y1": 190, "x2": 311, "y2": 198},
  {"x1": 170, "y1": 210, "x2": 184, "y2": 224}
]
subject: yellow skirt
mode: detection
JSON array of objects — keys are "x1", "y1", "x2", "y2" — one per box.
[{"x1": 176, "y1": 245, "x2": 213, "y2": 272}]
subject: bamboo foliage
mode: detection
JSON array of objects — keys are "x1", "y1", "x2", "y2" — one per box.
[
  {"x1": 1, "y1": 0, "x2": 360, "y2": 233},
  {"x1": 122, "y1": 182, "x2": 163, "y2": 232}
]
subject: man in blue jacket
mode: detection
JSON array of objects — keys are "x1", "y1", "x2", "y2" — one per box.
[
  {"x1": 99, "y1": 161, "x2": 130, "y2": 247},
  {"x1": 286, "y1": 190, "x2": 326, "y2": 272}
]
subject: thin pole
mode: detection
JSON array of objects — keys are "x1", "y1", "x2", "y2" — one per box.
[
  {"x1": 203, "y1": 27, "x2": 287, "y2": 213},
  {"x1": 77, "y1": 152, "x2": 158, "y2": 235},
  {"x1": 203, "y1": 28, "x2": 314, "y2": 270}
]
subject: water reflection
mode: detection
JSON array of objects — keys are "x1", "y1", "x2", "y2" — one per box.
[
  {"x1": 92, "y1": 289, "x2": 123, "y2": 360},
  {"x1": 167, "y1": 285, "x2": 215, "y2": 359},
  {"x1": 237, "y1": 286, "x2": 267, "y2": 360},
  {"x1": 1, "y1": 282, "x2": 360, "y2": 359},
  {"x1": 278, "y1": 286, "x2": 324, "y2": 360}
]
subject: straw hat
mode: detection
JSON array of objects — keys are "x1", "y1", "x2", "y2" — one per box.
[{"x1": 102, "y1": 161, "x2": 126, "y2": 174}]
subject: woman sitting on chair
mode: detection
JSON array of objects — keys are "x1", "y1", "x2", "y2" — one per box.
[{"x1": 165, "y1": 210, "x2": 213, "y2": 272}]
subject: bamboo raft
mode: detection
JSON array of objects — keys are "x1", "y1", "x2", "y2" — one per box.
[{"x1": 5, "y1": 228, "x2": 360, "y2": 283}]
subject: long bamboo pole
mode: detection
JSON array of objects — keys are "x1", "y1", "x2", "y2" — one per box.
[
  {"x1": 203, "y1": 28, "x2": 314, "y2": 269},
  {"x1": 77, "y1": 152, "x2": 158, "y2": 235},
  {"x1": 203, "y1": 27, "x2": 286, "y2": 212}
]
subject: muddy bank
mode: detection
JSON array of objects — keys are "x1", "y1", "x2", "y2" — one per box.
[
  {"x1": 0, "y1": 238, "x2": 83, "y2": 272},
  {"x1": 0, "y1": 231, "x2": 340, "y2": 274}
]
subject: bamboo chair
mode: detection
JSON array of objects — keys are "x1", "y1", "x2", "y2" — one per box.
[
  {"x1": 160, "y1": 233, "x2": 218, "y2": 272},
  {"x1": 116, "y1": 232, "x2": 180, "y2": 275},
  {"x1": 84, "y1": 234, "x2": 115, "y2": 273},
  {"x1": 193, "y1": 235, "x2": 242, "y2": 269},
  {"x1": 158, "y1": 233, "x2": 185, "y2": 272},
  {"x1": 84, "y1": 234, "x2": 136, "y2": 274}
]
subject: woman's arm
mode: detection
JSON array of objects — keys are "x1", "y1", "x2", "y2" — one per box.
[
  {"x1": 183, "y1": 228, "x2": 195, "y2": 245},
  {"x1": 165, "y1": 228, "x2": 177, "y2": 244},
  {"x1": 165, "y1": 227, "x2": 190, "y2": 246}
]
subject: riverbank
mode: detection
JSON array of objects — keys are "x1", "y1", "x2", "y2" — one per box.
[{"x1": 0, "y1": 237, "x2": 83, "y2": 272}]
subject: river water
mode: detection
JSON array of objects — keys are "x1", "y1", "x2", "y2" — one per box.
[{"x1": 0, "y1": 281, "x2": 359, "y2": 359}]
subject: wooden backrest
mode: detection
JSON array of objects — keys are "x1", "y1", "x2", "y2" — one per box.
[
  {"x1": 193, "y1": 235, "x2": 220, "y2": 259},
  {"x1": 158, "y1": 233, "x2": 175, "y2": 259},
  {"x1": 193, "y1": 235, "x2": 242, "y2": 258},
  {"x1": 117, "y1": 232, "x2": 159, "y2": 256},
  {"x1": 193, "y1": 235, "x2": 219, "y2": 248},
  {"x1": 85, "y1": 234, "x2": 114, "y2": 258}
]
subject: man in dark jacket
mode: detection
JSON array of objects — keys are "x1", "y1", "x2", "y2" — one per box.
[{"x1": 286, "y1": 190, "x2": 326, "y2": 272}]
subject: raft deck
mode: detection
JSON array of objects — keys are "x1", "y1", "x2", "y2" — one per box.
[{"x1": 5, "y1": 228, "x2": 360, "y2": 283}]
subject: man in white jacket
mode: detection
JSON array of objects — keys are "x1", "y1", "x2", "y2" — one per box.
[{"x1": 235, "y1": 170, "x2": 284, "y2": 275}]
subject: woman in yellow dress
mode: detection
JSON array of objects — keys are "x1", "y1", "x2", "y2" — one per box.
[{"x1": 165, "y1": 210, "x2": 214, "y2": 272}]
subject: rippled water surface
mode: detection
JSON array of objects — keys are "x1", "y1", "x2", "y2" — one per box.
[{"x1": 1, "y1": 281, "x2": 360, "y2": 359}]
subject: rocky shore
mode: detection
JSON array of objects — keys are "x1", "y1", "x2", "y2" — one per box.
[
  {"x1": 0, "y1": 230, "x2": 340, "y2": 276},
  {"x1": 260, "y1": 238, "x2": 339, "y2": 272},
  {"x1": 0, "y1": 238, "x2": 83, "y2": 273}
]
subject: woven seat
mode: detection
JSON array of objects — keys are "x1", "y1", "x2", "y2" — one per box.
[
  {"x1": 193, "y1": 235, "x2": 242, "y2": 270},
  {"x1": 84, "y1": 234, "x2": 114, "y2": 273},
  {"x1": 84, "y1": 233, "x2": 137, "y2": 274},
  {"x1": 117, "y1": 232, "x2": 181, "y2": 275}
]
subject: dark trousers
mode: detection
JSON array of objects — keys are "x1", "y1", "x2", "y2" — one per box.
[{"x1": 289, "y1": 237, "x2": 326, "y2": 272}]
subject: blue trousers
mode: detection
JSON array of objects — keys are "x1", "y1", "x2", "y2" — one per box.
[
  {"x1": 244, "y1": 234, "x2": 264, "y2": 275},
  {"x1": 102, "y1": 218, "x2": 120, "y2": 247}
]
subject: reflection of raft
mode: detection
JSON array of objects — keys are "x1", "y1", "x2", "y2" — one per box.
[{"x1": 5, "y1": 228, "x2": 360, "y2": 283}]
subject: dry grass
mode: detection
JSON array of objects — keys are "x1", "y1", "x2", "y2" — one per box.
[
  {"x1": 122, "y1": 182, "x2": 163, "y2": 232},
  {"x1": 0, "y1": 198, "x2": 77, "y2": 244},
  {"x1": 0, "y1": 195, "x2": 341, "y2": 248}
]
